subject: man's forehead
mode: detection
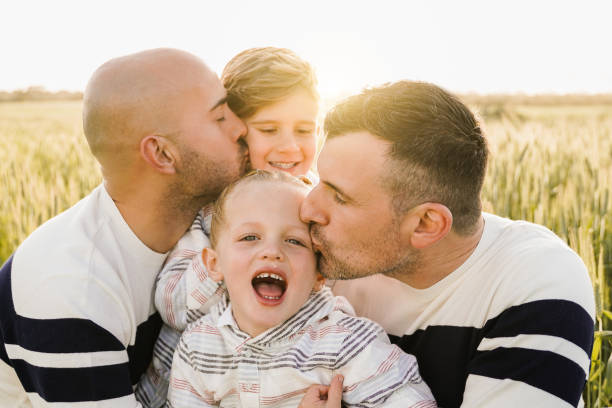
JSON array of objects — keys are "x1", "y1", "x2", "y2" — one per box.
[
  {"x1": 318, "y1": 131, "x2": 389, "y2": 197},
  {"x1": 195, "y1": 71, "x2": 225, "y2": 109},
  {"x1": 320, "y1": 131, "x2": 388, "y2": 168}
]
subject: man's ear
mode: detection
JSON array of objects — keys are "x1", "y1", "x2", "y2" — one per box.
[
  {"x1": 140, "y1": 135, "x2": 176, "y2": 174},
  {"x1": 313, "y1": 272, "x2": 326, "y2": 292},
  {"x1": 401, "y1": 203, "x2": 453, "y2": 249},
  {"x1": 202, "y1": 248, "x2": 224, "y2": 282}
]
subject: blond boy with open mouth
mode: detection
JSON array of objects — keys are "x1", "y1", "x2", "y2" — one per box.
[{"x1": 166, "y1": 170, "x2": 436, "y2": 407}]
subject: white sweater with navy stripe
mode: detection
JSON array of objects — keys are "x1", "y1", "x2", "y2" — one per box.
[
  {"x1": 0, "y1": 185, "x2": 167, "y2": 407},
  {"x1": 332, "y1": 213, "x2": 596, "y2": 408}
]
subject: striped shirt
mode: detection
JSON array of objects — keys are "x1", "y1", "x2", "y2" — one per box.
[
  {"x1": 0, "y1": 185, "x2": 166, "y2": 407},
  {"x1": 167, "y1": 287, "x2": 436, "y2": 407},
  {"x1": 332, "y1": 213, "x2": 596, "y2": 408}
]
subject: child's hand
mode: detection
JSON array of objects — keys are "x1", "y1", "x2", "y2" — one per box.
[{"x1": 298, "y1": 375, "x2": 343, "y2": 408}]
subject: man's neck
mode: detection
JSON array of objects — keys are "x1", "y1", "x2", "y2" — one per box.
[
  {"x1": 105, "y1": 181, "x2": 202, "y2": 253},
  {"x1": 397, "y1": 216, "x2": 486, "y2": 289}
]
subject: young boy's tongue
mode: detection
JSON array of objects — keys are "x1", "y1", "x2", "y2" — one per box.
[{"x1": 254, "y1": 281, "x2": 284, "y2": 298}]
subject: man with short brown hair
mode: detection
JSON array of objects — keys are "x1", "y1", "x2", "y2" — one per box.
[
  {"x1": 0, "y1": 48, "x2": 247, "y2": 407},
  {"x1": 300, "y1": 81, "x2": 595, "y2": 408}
]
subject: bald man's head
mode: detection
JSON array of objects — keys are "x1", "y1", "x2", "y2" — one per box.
[
  {"x1": 82, "y1": 48, "x2": 218, "y2": 168},
  {"x1": 82, "y1": 48, "x2": 248, "y2": 209}
]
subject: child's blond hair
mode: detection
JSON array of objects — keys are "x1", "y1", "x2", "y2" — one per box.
[
  {"x1": 221, "y1": 47, "x2": 319, "y2": 119},
  {"x1": 209, "y1": 170, "x2": 312, "y2": 248}
]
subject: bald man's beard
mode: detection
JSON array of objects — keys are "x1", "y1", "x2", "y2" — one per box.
[{"x1": 168, "y1": 143, "x2": 248, "y2": 213}]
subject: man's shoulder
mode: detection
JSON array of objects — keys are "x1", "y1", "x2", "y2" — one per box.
[
  {"x1": 6, "y1": 186, "x2": 134, "y2": 322},
  {"x1": 476, "y1": 214, "x2": 595, "y2": 320},
  {"x1": 15, "y1": 186, "x2": 104, "y2": 258},
  {"x1": 483, "y1": 213, "x2": 570, "y2": 255},
  {"x1": 481, "y1": 213, "x2": 590, "y2": 288},
  {"x1": 12, "y1": 186, "x2": 108, "y2": 282}
]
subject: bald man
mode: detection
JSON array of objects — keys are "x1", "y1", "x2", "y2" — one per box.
[{"x1": 0, "y1": 49, "x2": 247, "y2": 407}]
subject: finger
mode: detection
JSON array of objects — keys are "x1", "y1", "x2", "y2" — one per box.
[
  {"x1": 299, "y1": 384, "x2": 330, "y2": 407},
  {"x1": 326, "y1": 374, "x2": 344, "y2": 406},
  {"x1": 307, "y1": 384, "x2": 330, "y2": 395}
]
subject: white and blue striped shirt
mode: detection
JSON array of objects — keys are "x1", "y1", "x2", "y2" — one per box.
[
  {"x1": 0, "y1": 185, "x2": 166, "y2": 407},
  {"x1": 332, "y1": 213, "x2": 596, "y2": 408}
]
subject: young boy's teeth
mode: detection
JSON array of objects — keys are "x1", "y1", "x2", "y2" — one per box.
[
  {"x1": 256, "y1": 272, "x2": 285, "y2": 281},
  {"x1": 263, "y1": 295, "x2": 281, "y2": 300},
  {"x1": 270, "y1": 162, "x2": 296, "y2": 169}
]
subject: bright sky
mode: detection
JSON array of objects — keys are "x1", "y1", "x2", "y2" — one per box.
[{"x1": 2, "y1": 0, "x2": 612, "y2": 99}]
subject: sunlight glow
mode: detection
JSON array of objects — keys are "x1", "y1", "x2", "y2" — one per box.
[{"x1": 2, "y1": 0, "x2": 612, "y2": 98}]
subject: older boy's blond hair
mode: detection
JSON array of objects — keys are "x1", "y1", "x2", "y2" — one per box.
[{"x1": 221, "y1": 47, "x2": 319, "y2": 119}]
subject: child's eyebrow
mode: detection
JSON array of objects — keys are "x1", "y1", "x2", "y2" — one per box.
[{"x1": 234, "y1": 221, "x2": 262, "y2": 229}]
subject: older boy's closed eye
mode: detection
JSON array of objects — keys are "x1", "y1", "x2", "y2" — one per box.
[{"x1": 223, "y1": 46, "x2": 319, "y2": 181}]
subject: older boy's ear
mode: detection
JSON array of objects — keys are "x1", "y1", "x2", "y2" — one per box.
[
  {"x1": 202, "y1": 248, "x2": 223, "y2": 282},
  {"x1": 401, "y1": 203, "x2": 452, "y2": 249},
  {"x1": 140, "y1": 135, "x2": 177, "y2": 174}
]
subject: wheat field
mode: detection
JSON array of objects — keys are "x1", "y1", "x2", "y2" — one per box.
[{"x1": 0, "y1": 99, "x2": 610, "y2": 406}]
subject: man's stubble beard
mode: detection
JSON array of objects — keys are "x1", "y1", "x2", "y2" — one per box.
[
  {"x1": 168, "y1": 142, "x2": 249, "y2": 215},
  {"x1": 311, "y1": 224, "x2": 421, "y2": 282}
]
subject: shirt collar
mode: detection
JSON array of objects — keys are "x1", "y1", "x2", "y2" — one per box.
[
  {"x1": 217, "y1": 302, "x2": 237, "y2": 329},
  {"x1": 215, "y1": 287, "x2": 339, "y2": 347}
]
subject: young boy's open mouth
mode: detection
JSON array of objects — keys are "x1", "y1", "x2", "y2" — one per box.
[{"x1": 252, "y1": 268, "x2": 287, "y2": 305}]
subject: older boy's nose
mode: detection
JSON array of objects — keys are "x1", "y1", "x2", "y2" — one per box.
[{"x1": 277, "y1": 132, "x2": 300, "y2": 153}]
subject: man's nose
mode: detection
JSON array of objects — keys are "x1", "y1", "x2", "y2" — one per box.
[{"x1": 300, "y1": 189, "x2": 328, "y2": 226}]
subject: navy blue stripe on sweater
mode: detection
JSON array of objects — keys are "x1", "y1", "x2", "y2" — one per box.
[
  {"x1": 481, "y1": 299, "x2": 594, "y2": 355},
  {"x1": 469, "y1": 346, "x2": 587, "y2": 407},
  {"x1": 0, "y1": 255, "x2": 163, "y2": 402},
  {"x1": 1, "y1": 256, "x2": 17, "y2": 367},
  {"x1": 127, "y1": 312, "x2": 162, "y2": 384},
  {"x1": 11, "y1": 359, "x2": 134, "y2": 402},
  {"x1": 390, "y1": 298, "x2": 594, "y2": 408}
]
